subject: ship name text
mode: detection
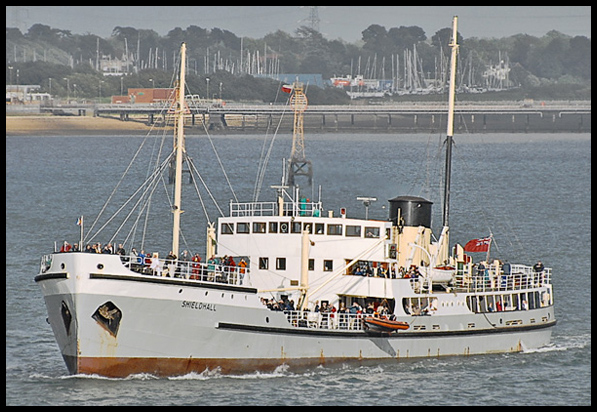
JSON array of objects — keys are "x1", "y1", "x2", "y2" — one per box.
[{"x1": 181, "y1": 300, "x2": 216, "y2": 312}]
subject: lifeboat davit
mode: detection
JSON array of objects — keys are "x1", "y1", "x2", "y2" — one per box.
[{"x1": 363, "y1": 316, "x2": 409, "y2": 333}]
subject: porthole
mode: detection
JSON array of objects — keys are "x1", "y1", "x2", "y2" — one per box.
[
  {"x1": 97, "y1": 263, "x2": 104, "y2": 270},
  {"x1": 61, "y1": 263, "x2": 66, "y2": 270},
  {"x1": 265, "y1": 317, "x2": 270, "y2": 323},
  {"x1": 179, "y1": 289, "x2": 183, "y2": 293}
]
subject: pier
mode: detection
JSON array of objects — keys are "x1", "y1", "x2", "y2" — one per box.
[{"x1": 89, "y1": 100, "x2": 589, "y2": 133}]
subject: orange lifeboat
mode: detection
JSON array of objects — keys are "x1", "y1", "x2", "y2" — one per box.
[{"x1": 363, "y1": 316, "x2": 409, "y2": 333}]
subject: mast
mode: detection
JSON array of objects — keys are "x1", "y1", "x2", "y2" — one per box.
[
  {"x1": 172, "y1": 42, "x2": 186, "y2": 257},
  {"x1": 442, "y1": 16, "x2": 459, "y2": 228}
]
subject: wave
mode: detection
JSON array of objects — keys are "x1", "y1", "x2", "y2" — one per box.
[{"x1": 522, "y1": 333, "x2": 590, "y2": 354}]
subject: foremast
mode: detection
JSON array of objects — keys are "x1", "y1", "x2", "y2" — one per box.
[{"x1": 172, "y1": 42, "x2": 187, "y2": 257}]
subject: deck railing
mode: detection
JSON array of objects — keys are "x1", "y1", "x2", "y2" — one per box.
[
  {"x1": 282, "y1": 311, "x2": 378, "y2": 332},
  {"x1": 121, "y1": 255, "x2": 249, "y2": 286},
  {"x1": 451, "y1": 264, "x2": 552, "y2": 293},
  {"x1": 40, "y1": 252, "x2": 250, "y2": 287}
]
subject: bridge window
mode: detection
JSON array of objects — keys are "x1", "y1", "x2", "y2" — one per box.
[
  {"x1": 259, "y1": 257, "x2": 269, "y2": 270},
  {"x1": 327, "y1": 224, "x2": 342, "y2": 236},
  {"x1": 276, "y1": 258, "x2": 286, "y2": 270},
  {"x1": 269, "y1": 222, "x2": 278, "y2": 233},
  {"x1": 291, "y1": 221, "x2": 302, "y2": 233},
  {"x1": 346, "y1": 225, "x2": 361, "y2": 237},
  {"x1": 237, "y1": 222, "x2": 250, "y2": 234},
  {"x1": 221, "y1": 223, "x2": 233, "y2": 234},
  {"x1": 314, "y1": 223, "x2": 325, "y2": 234},
  {"x1": 253, "y1": 222, "x2": 266, "y2": 233},
  {"x1": 324, "y1": 260, "x2": 333, "y2": 271},
  {"x1": 364, "y1": 227, "x2": 380, "y2": 238}
]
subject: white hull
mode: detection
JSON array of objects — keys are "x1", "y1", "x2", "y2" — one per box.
[{"x1": 37, "y1": 253, "x2": 555, "y2": 377}]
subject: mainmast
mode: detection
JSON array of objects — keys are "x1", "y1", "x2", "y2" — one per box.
[
  {"x1": 172, "y1": 42, "x2": 187, "y2": 257},
  {"x1": 442, "y1": 16, "x2": 459, "y2": 228}
]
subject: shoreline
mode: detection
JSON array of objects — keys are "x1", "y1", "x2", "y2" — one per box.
[{"x1": 6, "y1": 115, "x2": 159, "y2": 136}]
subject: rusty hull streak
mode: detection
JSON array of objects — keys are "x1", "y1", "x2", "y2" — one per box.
[{"x1": 77, "y1": 356, "x2": 361, "y2": 378}]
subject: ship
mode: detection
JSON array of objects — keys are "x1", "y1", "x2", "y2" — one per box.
[{"x1": 35, "y1": 18, "x2": 555, "y2": 378}]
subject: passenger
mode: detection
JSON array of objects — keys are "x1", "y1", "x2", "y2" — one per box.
[
  {"x1": 85, "y1": 244, "x2": 93, "y2": 253},
  {"x1": 207, "y1": 255, "x2": 216, "y2": 281},
  {"x1": 238, "y1": 258, "x2": 247, "y2": 281},
  {"x1": 71, "y1": 243, "x2": 80, "y2": 252},
  {"x1": 533, "y1": 261, "x2": 545, "y2": 273},
  {"x1": 116, "y1": 243, "x2": 126, "y2": 256},
  {"x1": 60, "y1": 241, "x2": 72, "y2": 253},
  {"x1": 521, "y1": 300, "x2": 529, "y2": 310},
  {"x1": 349, "y1": 301, "x2": 362, "y2": 314},
  {"x1": 150, "y1": 252, "x2": 162, "y2": 276},
  {"x1": 190, "y1": 253, "x2": 201, "y2": 279},
  {"x1": 166, "y1": 250, "x2": 177, "y2": 263}
]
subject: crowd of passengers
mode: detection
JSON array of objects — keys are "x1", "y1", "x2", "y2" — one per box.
[
  {"x1": 57, "y1": 240, "x2": 247, "y2": 281},
  {"x1": 262, "y1": 296, "x2": 396, "y2": 321},
  {"x1": 352, "y1": 262, "x2": 422, "y2": 279}
]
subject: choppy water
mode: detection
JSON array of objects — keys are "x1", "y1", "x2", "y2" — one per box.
[{"x1": 6, "y1": 132, "x2": 591, "y2": 405}]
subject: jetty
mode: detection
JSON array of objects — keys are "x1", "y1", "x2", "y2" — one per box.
[{"x1": 93, "y1": 100, "x2": 590, "y2": 133}]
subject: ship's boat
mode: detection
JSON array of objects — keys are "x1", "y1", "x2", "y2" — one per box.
[{"x1": 362, "y1": 316, "x2": 410, "y2": 333}]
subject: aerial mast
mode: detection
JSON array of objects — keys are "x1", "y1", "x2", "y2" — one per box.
[{"x1": 172, "y1": 42, "x2": 187, "y2": 257}]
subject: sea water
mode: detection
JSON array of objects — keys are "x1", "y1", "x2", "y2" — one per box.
[{"x1": 6, "y1": 132, "x2": 590, "y2": 405}]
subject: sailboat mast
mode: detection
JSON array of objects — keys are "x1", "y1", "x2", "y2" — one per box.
[
  {"x1": 443, "y1": 16, "x2": 458, "y2": 228},
  {"x1": 172, "y1": 42, "x2": 186, "y2": 257}
]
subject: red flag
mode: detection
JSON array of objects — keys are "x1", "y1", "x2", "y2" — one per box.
[
  {"x1": 281, "y1": 84, "x2": 293, "y2": 93},
  {"x1": 464, "y1": 236, "x2": 491, "y2": 252}
]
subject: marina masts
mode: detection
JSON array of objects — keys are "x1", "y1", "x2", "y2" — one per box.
[
  {"x1": 442, "y1": 16, "x2": 458, "y2": 229},
  {"x1": 172, "y1": 42, "x2": 187, "y2": 257}
]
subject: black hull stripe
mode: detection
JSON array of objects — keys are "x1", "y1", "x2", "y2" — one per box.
[
  {"x1": 218, "y1": 320, "x2": 556, "y2": 338},
  {"x1": 34, "y1": 272, "x2": 68, "y2": 282}
]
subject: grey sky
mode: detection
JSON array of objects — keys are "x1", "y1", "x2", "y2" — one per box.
[{"x1": 6, "y1": 6, "x2": 591, "y2": 41}]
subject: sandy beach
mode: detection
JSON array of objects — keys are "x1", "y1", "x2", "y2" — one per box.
[{"x1": 6, "y1": 115, "x2": 159, "y2": 136}]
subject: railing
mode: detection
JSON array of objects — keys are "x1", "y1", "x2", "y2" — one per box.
[
  {"x1": 451, "y1": 264, "x2": 552, "y2": 293},
  {"x1": 282, "y1": 311, "x2": 377, "y2": 332},
  {"x1": 121, "y1": 255, "x2": 249, "y2": 287},
  {"x1": 40, "y1": 252, "x2": 250, "y2": 287},
  {"x1": 229, "y1": 200, "x2": 323, "y2": 217}
]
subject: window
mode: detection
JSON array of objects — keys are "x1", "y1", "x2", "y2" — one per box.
[
  {"x1": 324, "y1": 260, "x2": 333, "y2": 271},
  {"x1": 308, "y1": 259, "x2": 315, "y2": 271},
  {"x1": 221, "y1": 223, "x2": 233, "y2": 234},
  {"x1": 327, "y1": 224, "x2": 342, "y2": 236},
  {"x1": 291, "y1": 221, "x2": 302, "y2": 233},
  {"x1": 364, "y1": 227, "x2": 380, "y2": 238},
  {"x1": 259, "y1": 257, "x2": 269, "y2": 270},
  {"x1": 314, "y1": 223, "x2": 325, "y2": 234},
  {"x1": 253, "y1": 222, "x2": 266, "y2": 233},
  {"x1": 276, "y1": 258, "x2": 286, "y2": 270},
  {"x1": 237, "y1": 222, "x2": 250, "y2": 234},
  {"x1": 303, "y1": 222, "x2": 312, "y2": 233},
  {"x1": 269, "y1": 222, "x2": 278, "y2": 233},
  {"x1": 280, "y1": 222, "x2": 289, "y2": 233},
  {"x1": 346, "y1": 225, "x2": 361, "y2": 237}
]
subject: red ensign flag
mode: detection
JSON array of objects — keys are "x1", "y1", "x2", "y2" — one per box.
[{"x1": 464, "y1": 236, "x2": 491, "y2": 252}]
